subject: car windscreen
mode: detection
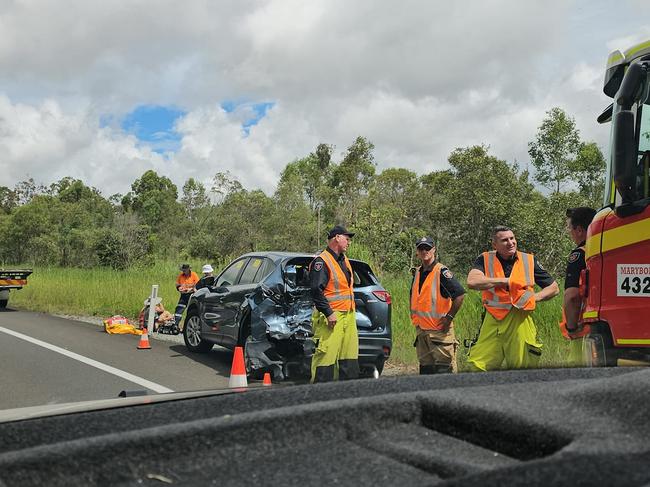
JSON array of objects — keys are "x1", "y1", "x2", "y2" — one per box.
[{"x1": 216, "y1": 258, "x2": 248, "y2": 287}]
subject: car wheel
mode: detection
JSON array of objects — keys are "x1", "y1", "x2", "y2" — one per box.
[
  {"x1": 183, "y1": 313, "x2": 213, "y2": 353},
  {"x1": 243, "y1": 337, "x2": 264, "y2": 380},
  {"x1": 237, "y1": 312, "x2": 250, "y2": 347},
  {"x1": 0, "y1": 299, "x2": 7, "y2": 309},
  {"x1": 375, "y1": 357, "x2": 385, "y2": 377},
  {"x1": 359, "y1": 357, "x2": 384, "y2": 379}
]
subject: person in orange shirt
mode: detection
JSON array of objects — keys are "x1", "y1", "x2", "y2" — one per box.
[{"x1": 174, "y1": 264, "x2": 199, "y2": 330}]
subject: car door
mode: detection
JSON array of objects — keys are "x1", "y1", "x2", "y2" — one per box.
[
  {"x1": 201, "y1": 258, "x2": 249, "y2": 344},
  {"x1": 219, "y1": 257, "x2": 272, "y2": 347}
]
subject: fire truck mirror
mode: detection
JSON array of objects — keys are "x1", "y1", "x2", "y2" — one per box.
[
  {"x1": 613, "y1": 110, "x2": 638, "y2": 204},
  {"x1": 616, "y1": 61, "x2": 645, "y2": 110}
]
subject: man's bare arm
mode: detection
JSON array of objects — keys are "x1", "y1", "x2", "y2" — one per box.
[
  {"x1": 535, "y1": 281, "x2": 559, "y2": 302},
  {"x1": 467, "y1": 269, "x2": 509, "y2": 290},
  {"x1": 563, "y1": 287, "x2": 581, "y2": 329}
]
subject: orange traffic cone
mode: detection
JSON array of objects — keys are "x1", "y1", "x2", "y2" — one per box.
[
  {"x1": 262, "y1": 372, "x2": 272, "y2": 386},
  {"x1": 137, "y1": 331, "x2": 151, "y2": 350},
  {"x1": 229, "y1": 346, "x2": 248, "y2": 389}
]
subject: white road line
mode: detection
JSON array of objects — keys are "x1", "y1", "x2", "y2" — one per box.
[{"x1": 0, "y1": 326, "x2": 173, "y2": 393}]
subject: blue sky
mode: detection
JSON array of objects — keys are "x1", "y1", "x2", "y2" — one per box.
[
  {"x1": 120, "y1": 105, "x2": 186, "y2": 154},
  {"x1": 117, "y1": 101, "x2": 276, "y2": 154},
  {"x1": 220, "y1": 100, "x2": 276, "y2": 135}
]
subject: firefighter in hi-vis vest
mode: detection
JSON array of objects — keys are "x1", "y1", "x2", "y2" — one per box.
[
  {"x1": 410, "y1": 236, "x2": 466, "y2": 374},
  {"x1": 309, "y1": 225, "x2": 359, "y2": 383},
  {"x1": 559, "y1": 207, "x2": 596, "y2": 366},
  {"x1": 466, "y1": 226, "x2": 559, "y2": 371}
]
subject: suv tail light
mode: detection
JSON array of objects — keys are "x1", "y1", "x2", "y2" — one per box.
[{"x1": 372, "y1": 290, "x2": 392, "y2": 304}]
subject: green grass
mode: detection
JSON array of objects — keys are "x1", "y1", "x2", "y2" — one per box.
[
  {"x1": 10, "y1": 263, "x2": 571, "y2": 370},
  {"x1": 9, "y1": 262, "x2": 217, "y2": 320}
]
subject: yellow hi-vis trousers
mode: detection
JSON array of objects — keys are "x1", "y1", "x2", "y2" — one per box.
[
  {"x1": 566, "y1": 337, "x2": 586, "y2": 367},
  {"x1": 311, "y1": 310, "x2": 359, "y2": 383},
  {"x1": 467, "y1": 308, "x2": 543, "y2": 371}
]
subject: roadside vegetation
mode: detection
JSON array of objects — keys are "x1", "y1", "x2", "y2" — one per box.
[{"x1": 3, "y1": 106, "x2": 599, "y2": 370}]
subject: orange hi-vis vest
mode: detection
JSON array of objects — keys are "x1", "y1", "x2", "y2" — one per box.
[
  {"x1": 319, "y1": 250, "x2": 355, "y2": 312},
  {"x1": 559, "y1": 246, "x2": 590, "y2": 339},
  {"x1": 410, "y1": 262, "x2": 452, "y2": 330},
  {"x1": 482, "y1": 251, "x2": 536, "y2": 320}
]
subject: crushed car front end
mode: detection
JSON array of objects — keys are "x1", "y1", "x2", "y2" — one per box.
[
  {"x1": 243, "y1": 254, "x2": 392, "y2": 380},
  {"x1": 243, "y1": 256, "x2": 315, "y2": 380}
]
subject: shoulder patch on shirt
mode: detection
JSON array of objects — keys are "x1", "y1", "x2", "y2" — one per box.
[
  {"x1": 568, "y1": 251, "x2": 581, "y2": 264},
  {"x1": 536, "y1": 260, "x2": 545, "y2": 271},
  {"x1": 313, "y1": 261, "x2": 323, "y2": 272},
  {"x1": 442, "y1": 268, "x2": 453, "y2": 279}
]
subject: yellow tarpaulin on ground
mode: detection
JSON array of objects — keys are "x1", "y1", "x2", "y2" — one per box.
[{"x1": 103, "y1": 316, "x2": 143, "y2": 335}]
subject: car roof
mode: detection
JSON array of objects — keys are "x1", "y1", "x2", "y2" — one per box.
[
  {"x1": 236, "y1": 251, "x2": 367, "y2": 265},
  {"x1": 238, "y1": 251, "x2": 314, "y2": 262}
]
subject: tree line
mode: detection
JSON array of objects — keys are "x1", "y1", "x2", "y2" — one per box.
[{"x1": 0, "y1": 107, "x2": 606, "y2": 277}]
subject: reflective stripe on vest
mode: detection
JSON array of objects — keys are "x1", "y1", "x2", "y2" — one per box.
[
  {"x1": 482, "y1": 251, "x2": 512, "y2": 312},
  {"x1": 512, "y1": 252, "x2": 535, "y2": 309},
  {"x1": 482, "y1": 250, "x2": 535, "y2": 320},
  {"x1": 410, "y1": 262, "x2": 452, "y2": 330},
  {"x1": 319, "y1": 250, "x2": 355, "y2": 311}
]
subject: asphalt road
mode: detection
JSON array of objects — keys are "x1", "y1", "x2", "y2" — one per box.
[{"x1": 0, "y1": 308, "x2": 235, "y2": 410}]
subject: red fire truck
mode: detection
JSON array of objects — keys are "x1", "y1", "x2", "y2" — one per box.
[{"x1": 583, "y1": 40, "x2": 650, "y2": 365}]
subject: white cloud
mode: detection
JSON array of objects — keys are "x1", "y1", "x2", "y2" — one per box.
[{"x1": 0, "y1": 0, "x2": 649, "y2": 196}]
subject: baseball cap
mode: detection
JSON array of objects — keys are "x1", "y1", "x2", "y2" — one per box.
[
  {"x1": 201, "y1": 264, "x2": 214, "y2": 274},
  {"x1": 415, "y1": 236, "x2": 434, "y2": 249},
  {"x1": 180, "y1": 263, "x2": 191, "y2": 271},
  {"x1": 327, "y1": 225, "x2": 355, "y2": 239}
]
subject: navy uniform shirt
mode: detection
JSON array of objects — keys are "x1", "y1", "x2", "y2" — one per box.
[
  {"x1": 310, "y1": 247, "x2": 352, "y2": 317},
  {"x1": 472, "y1": 252, "x2": 555, "y2": 288},
  {"x1": 410, "y1": 262, "x2": 466, "y2": 300},
  {"x1": 565, "y1": 241, "x2": 586, "y2": 289}
]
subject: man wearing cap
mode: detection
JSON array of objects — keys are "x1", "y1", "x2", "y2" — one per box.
[
  {"x1": 410, "y1": 237, "x2": 466, "y2": 374},
  {"x1": 466, "y1": 226, "x2": 559, "y2": 371},
  {"x1": 196, "y1": 264, "x2": 215, "y2": 290},
  {"x1": 174, "y1": 264, "x2": 200, "y2": 330},
  {"x1": 559, "y1": 207, "x2": 596, "y2": 366},
  {"x1": 309, "y1": 225, "x2": 359, "y2": 383}
]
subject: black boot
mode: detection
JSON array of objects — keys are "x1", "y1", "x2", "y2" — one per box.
[
  {"x1": 419, "y1": 365, "x2": 436, "y2": 375},
  {"x1": 433, "y1": 364, "x2": 452, "y2": 374}
]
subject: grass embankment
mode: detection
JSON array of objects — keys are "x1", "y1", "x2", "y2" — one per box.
[
  {"x1": 9, "y1": 262, "x2": 209, "y2": 319},
  {"x1": 11, "y1": 264, "x2": 571, "y2": 370}
]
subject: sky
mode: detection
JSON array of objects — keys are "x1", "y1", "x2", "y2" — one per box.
[{"x1": 1, "y1": 0, "x2": 650, "y2": 197}]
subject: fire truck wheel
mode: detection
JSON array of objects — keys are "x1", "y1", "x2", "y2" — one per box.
[{"x1": 589, "y1": 323, "x2": 617, "y2": 367}]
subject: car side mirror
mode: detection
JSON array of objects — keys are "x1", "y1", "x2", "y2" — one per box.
[{"x1": 212, "y1": 286, "x2": 229, "y2": 294}]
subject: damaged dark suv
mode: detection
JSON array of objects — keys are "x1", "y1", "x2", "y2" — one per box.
[{"x1": 182, "y1": 252, "x2": 391, "y2": 380}]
